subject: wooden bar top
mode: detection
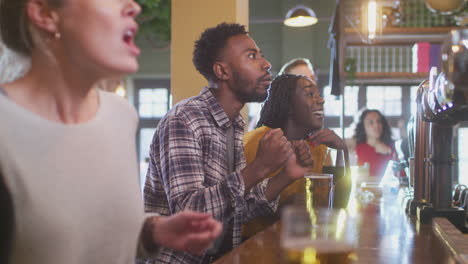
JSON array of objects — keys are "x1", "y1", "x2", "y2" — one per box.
[{"x1": 214, "y1": 189, "x2": 458, "y2": 264}]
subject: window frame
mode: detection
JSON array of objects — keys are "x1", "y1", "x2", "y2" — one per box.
[{"x1": 132, "y1": 78, "x2": 171, "y2": 185}]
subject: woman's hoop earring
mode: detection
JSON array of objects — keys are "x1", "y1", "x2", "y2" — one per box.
[{"x1": 54, "y1": 32, "x2": 61, "y2": 40}]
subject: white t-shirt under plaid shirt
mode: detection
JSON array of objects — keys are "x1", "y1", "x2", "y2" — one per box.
[{"x1": 142, "y1": 87, "x2": 279, "y2": 264}]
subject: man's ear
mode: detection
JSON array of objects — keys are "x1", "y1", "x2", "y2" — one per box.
[
  {"x1": 213, "y1": 61, "x2": 230, "y2": 81},
  {"x1": 26, "y1": 0, "x2": 60, "y2": 35}
]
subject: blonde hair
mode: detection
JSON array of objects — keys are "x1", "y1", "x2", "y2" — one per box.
[{"x1": 278, "y1": 58, "x2": 315, "y2": 76}]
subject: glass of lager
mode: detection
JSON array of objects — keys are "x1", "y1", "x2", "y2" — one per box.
[
  {"x1": 304, "y1": 172, "x2": 334, "y2": 209},
  {"x1": 281, "y1": 207, "x2": 357, "y2": 264}
]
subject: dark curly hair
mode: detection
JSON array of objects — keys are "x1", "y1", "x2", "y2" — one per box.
[
  {"x1": 353, "y1": 109, "x2": 393, "y2": 146},
  {"x1": 256, "y1": 74, "x2": 303, "y2": 129},
  {"x1": 192, "y1": 23, "x2": 248, "y2": 82}
]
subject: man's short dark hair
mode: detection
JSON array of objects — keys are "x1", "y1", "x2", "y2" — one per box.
[{"x1": 193, "y1": 23, "x2": 248, "y2": 81}]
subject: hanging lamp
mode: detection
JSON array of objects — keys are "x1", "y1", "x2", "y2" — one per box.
[{"x1": 284, "y1": 5, "x2": 318, "y2": 27}]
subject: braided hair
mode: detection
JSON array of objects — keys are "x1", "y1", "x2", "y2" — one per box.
[
  {"x1": 256, "y1": 74, "x2": 302, "y2": 129},
  {"x1": 353, "y1": 109, "x2": 393, "y2": 146}
]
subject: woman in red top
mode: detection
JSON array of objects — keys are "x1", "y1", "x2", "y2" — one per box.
[{"x1": 353, "y1": 109, "x2": 395, "y2": 177}]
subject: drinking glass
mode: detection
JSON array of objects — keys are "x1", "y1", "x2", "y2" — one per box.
[
  {"x1": 322, "y1": 148, "x2": 352, "y2": 208},
  {"x1": 304, "y1": 173, "x2": 334, "y2": 210},
  {"x1": 281, "y1": 207, "x2": 357, "y2": 264},
  {"x1": 322, "y1": 148, "x2": 346, "y2": 184}
]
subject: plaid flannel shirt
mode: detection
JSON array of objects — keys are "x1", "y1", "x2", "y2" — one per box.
[{"x1": 142, "y1": 87, "x2": 278, "y2": 264}]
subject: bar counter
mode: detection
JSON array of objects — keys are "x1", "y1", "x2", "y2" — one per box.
[{"x1": 214, "y1": 189, "x2": 459, "y2": 264}]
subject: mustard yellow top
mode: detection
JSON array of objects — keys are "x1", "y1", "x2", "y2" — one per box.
[{"x1": 242, "y1": 126, "x2": 328, "y2": 238}]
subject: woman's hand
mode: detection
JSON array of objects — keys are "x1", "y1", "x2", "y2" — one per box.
[
  {"x1": 307, "y1": 129, "x2": 347, "y2": 150},
  {"x1": 147, "y1": 211, "x2": 222, "y2": 255}
]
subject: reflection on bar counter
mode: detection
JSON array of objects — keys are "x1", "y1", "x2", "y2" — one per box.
[
  {"x1": 282, "y1": 240, "x2": 355, "y2": 264},
  {"x1": 407, "y1": 27, "x2": 468, "y2": 232}
]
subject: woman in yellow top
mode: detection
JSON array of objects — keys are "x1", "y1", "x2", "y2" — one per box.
[{"x1": 243, "y1": 73, "x2": 351, "y2": 238}]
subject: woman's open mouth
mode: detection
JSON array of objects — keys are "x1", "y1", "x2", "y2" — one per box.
[
  {"x1": 123, "y1": 28, "x2": 140, "y2": 56},
  {"x1": 312, "y1": 110, "x2": 324, "y2": 119}
]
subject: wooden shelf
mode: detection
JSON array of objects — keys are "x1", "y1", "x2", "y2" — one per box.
[
  {"x1": 344, "y1": 27, "x2": 456, "y2": 45},
  {"x1": 346, "y1": 72, "x2": 428, "y2": 84},
  {"x1": 345, "y1": 27, "x2": 455, "y2": 35}
]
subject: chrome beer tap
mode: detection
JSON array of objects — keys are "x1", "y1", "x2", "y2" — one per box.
[{"x1": 408, "y1": 28, "x2": 468, "y2": 232}]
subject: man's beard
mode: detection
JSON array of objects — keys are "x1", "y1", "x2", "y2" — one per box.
[{"x1": 232, "y1": 70, "x2": 268, "y2": 103}]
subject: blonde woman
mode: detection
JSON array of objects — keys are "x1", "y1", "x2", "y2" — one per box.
[{"x1": 0, "y1": 1, "x2": 221, "y2": 263}]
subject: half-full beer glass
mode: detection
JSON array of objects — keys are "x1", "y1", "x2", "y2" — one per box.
[
  {"x1": 305, "y1": 172, "x2": 334, "y2": 210},
  {"x1": 281, "y1": 207, "x2": 357, "y2": 264}
]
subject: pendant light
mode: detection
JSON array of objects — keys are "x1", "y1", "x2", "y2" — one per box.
[{"x1": 284, "y1": 5, "x2": 318, "y2": 27}]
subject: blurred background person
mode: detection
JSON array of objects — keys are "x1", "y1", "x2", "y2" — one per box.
[
  {"x1": 0, "y1": 0, "x2": 221, "y2": 263},
  {"x1": 0, "y1": 38, "x2": 30, "y2": 84},
  {"x1": 278, "y1": 57, "x2": 316, "y2": 84},
  {"x1": 353, "y1": 108, "x2": 395, "y2": 178},
  {"x1": 242, "y1": 74, "x2": 351, "y2": 239}
]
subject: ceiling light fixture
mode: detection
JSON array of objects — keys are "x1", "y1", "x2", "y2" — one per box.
[
  {"x1": 284, "y1": 5, "x2": 318, "y2": 27},
  {"x1": 368, "y1": 1, "x2": 377, "y2": 40}
]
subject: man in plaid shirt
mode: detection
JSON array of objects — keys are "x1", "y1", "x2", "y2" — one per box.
[{"x1": 143, "y1": 23, "x2": 313, "y2": 264}]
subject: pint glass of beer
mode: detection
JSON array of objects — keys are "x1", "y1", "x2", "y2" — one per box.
[
  {"x1": 304, "y1": 173, "x2": 334, "y2": 209},
  {"x1": 281, "y1": 207, "x2": 357, "y2": 264},
  {"x1": 281, "y1": 205, "x2": 312, "y2": 264}
]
